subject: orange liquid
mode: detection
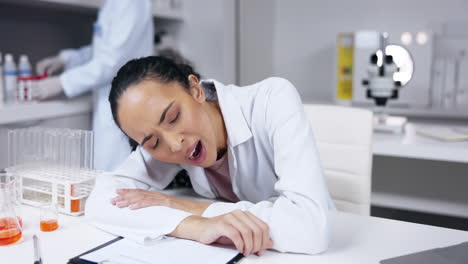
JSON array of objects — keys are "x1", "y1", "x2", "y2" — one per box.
[
  {"x1": 0, "y1": 217, "x2": 22, "y2": 245},
  {"x1": 40, "y1": 219, "x2": 58, "y2": 232},
  {"x1": 71, "y1": 185, "x2": 81, "y2": 213},
  {"x1": 71, "y1": 199, "x2": 80, "y2": 213}
]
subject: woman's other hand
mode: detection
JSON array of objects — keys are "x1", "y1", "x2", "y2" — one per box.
[
  {"x1": 111, "y1": 189, "x2": 210, "y2": 215},
  {"x1": 170, "y1": 210, "x2": 273, "y2": 257}
]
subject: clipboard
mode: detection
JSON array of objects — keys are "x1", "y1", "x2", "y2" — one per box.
[
  {"x1": 68, "y1": 237, "x2": 123, "y2": 264},
  {"x1": 68, "y1": 237, "x2": 244, "y2": 264}
]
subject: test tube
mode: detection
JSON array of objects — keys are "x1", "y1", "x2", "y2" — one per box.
[
  {"x1": 74, "y1": 131, "x2": 81, "y2": 169},
  {"x1": 8, "y1": 130, "x2": 15, "y2": 167}
]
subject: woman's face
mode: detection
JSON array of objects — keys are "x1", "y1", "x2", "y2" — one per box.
[{"x1": 117, "y1": 76, "x2": 221, "y2": 168}]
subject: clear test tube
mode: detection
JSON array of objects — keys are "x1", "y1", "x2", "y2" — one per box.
[
  {"x1": 56, "y1": 129, "x2": 61, "y2": 168},
  {"x1": 53, "y1": 129, "x2": 59, "y2": 167},
  {"x1": 83, "y1": 131, "x2": 90, "y2": 169},
  {"x1": 8, "y1": 130, "x2": 15, "y2": 167},
  {"x1": 65, "y1": 130, "x2": 71, "y2": 169},
  {"x1": 70, "y1": 130, "x2": 76, "y2": 169},
  {"x1": 45, "y1": 130, "x2": 51, "y2": 164},
  {"x1": 28, "y1": 128, "x2": 34, "y2": 163},
  {"x1": 17, "y1": 129, "x2": 24, "y2": 165},
  {"x1": 60, "y1": 130, "x2": 66, "y2": 169},
  {"x1": 64, "y1": 130, "x2": 70, "y2": 169},
  {"x1": 88, "y1": 131, "x2": 94, "y2": 169},
  {"x1": 84, "y1": 131, "x2": 89, "y2": 169},
  {"x1": 74, "y1": 131, "x2": 81, "y2": 169},
  {"x1": 32, "y1": 127, "x2": 39, "y2": 164},
  {"x1": 39, "y1": 128, "x2": 45, "y2": 165},
  {"x1": 74, "y1": 131, "x2": 80, "y2": 169}
]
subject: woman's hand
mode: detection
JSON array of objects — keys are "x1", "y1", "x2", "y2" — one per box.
[
  {"x1": 170, "y1": 210, "x2": 273, "y2": 257},
  {"x1": 111, "y1": 189, "x2": 211, "y2": 215}
]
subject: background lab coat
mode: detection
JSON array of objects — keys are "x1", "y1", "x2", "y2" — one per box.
[
  {"x1": 85, "y1": 78, "x2": 335, "y2": 254},
  {"x1": 59, "y1": 0, "x2": 154, "y2": 171}
]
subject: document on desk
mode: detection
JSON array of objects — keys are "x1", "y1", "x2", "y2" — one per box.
[{"x1": 80, "y1": 237, "x2": 242, "y2": 264}]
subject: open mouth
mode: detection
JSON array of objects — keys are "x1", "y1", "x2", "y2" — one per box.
[{"x1": 188, "y1": 140, "x2": 205, "y2": 163}]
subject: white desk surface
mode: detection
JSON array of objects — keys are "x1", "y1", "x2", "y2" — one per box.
[
  {"x1": 373, "y1": 122, "x2": 468, "y2": 163},
  {"x1": 2, "y1": 201, "x2": 468, "y2": 264}
]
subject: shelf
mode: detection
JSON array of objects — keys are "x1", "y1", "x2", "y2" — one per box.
[
  {"x1": 372, "y1": 191, "x2": 468, "y2": 219},
  {"x1": 357, "y1": 104, "x2": 468, "y2": 120},
  {"x1": 373, "y1": 123, "x2": 468, "y2": 164},
  {"x1": 309, "y1": 100, "x2": 468, "y2": 120},
  {"x1": 36, "y1": 0, "x2": 184, "y2": 20},
  {"x1": 0, "y1": 95, "x2": 92, "y2": 125}
]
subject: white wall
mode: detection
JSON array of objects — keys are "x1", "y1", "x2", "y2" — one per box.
[
  {"x1": 177, "y1": 0, "x2": 236, "y2": 84},
  {"x1": 238, "y1": 0, "x2": 275, "y2": 86},
  {"x1": 272, "y1": 0, "x2": 468, "y2": 102}
]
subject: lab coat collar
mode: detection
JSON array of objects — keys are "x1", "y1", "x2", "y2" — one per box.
[{"x1": 209, "y1": 79, "x2": 253, "y2": 148}]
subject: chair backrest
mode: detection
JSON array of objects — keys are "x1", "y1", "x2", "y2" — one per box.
[{"x1": 303, "y1": 104, "x2": 373, "y2": 215}]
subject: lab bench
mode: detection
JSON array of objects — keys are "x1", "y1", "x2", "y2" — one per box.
[
  {"x1": 2, "y1": 188, "x2": 468, "y2": 264},
  {"x1": 372, "y1": 120, "x2": 468, "y2": 219}
]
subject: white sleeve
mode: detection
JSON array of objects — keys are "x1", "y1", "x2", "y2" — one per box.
[
  {"x1": 59, "y1": 45, "x2": 92, "y2": 70},
  {"x1": 85, "y1": 147, "x2": 192, "y2": 244},
  {"x1": 201, "y1": 78, "x2": 332, "y2": 254},
  {"x1": 60, "y1": 0, "x2": 153, "y2": 97}
]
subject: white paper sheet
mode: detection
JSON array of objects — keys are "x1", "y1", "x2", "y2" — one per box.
[{"x1": 80, "y1": 237, "x2": 240, "y2": 264}]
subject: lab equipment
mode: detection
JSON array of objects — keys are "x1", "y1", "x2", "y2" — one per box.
[
  {"x1": 18, "y1": 55, "x2": 32, "y2": 78},
  {"x1": 40, "y1": 203, "x2": 58, "y2": 232},
  {"x1": 3, "y1": 53, "x2": 17, "y2": 103},
  {"x1": 17, "y1": 73, "x2": 48, "y2": 103},
  {"x1": 6, "y1": 127, "x2": 101, "y2": 216},
  {"x1": 359, "y1": 32, "x2": 408, "y2": 133},
  {"x1": 351, "y1": 30, "x2": 433, "y2": 109},
  {"x1": 0, "y1": 172, "x2": 23, "y2": 246}
]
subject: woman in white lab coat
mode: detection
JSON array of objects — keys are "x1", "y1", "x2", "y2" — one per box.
[
  {"x1": 85, "y1": 56, "x2": 335, "y2": 256},
  {"x1": 32, "y1": 0, "x2": 154, "y2": 171}
]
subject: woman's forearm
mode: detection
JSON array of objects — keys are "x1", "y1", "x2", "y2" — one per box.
[
  {"x1": 168, "y1": 215, "x2": 203, "y2": 240},
  {"x1": 170, "y1": 197, "x2": 211, "y2": 216},
  {"x1": 112, "y1": 189, "x2": 211, "y2": 215}
]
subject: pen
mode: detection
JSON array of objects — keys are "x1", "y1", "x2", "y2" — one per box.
[{"x1": 33, "y1": 234, "x2": 43, "y2": 264}]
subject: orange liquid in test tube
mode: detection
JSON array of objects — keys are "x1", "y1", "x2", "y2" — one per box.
[
  {"x1": 71, "y1": 185, "x2": 80, "y2": 213},
  {"x1": 40, "y1": 219, "x2": 59, "y2": 232}
]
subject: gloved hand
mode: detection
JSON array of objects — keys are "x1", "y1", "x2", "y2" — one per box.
[
  {"x1": 36, "y1": 55, "x2": 65, "y2": 75},
  {"x1": 31, "y1": 76, "x2": 64, "y2": 100}
]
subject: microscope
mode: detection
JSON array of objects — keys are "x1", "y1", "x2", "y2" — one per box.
[{"x1": 362, "y1": 33, "x2": 408, "y2": 133}]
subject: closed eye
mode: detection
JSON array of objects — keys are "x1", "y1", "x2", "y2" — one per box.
[
  {"x1": 170, "y1": 112, "x2": 180, "y2": 124},
  {"x1": 152, "y1": 138, "x2": 159, "y2": 150}
]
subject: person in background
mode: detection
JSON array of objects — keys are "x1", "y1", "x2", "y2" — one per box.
[
  {"x1": 32, "y1": 0, "x2": 154, "y2": 171},
  {"x1": 85, "y1": 56, "x2": 335, "y2": 256}
]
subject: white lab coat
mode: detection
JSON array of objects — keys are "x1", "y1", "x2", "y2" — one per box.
[
  {"x1": 59, "y1": 0, "x2": 154, "y2": 171},
  {"x1": 85, "y1": 77, "x2": 335, "y2": 254}
]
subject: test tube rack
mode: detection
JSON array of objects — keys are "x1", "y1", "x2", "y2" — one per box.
[{"x1": 6, "y1": 127, "x2": 101, "y2": 216}]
